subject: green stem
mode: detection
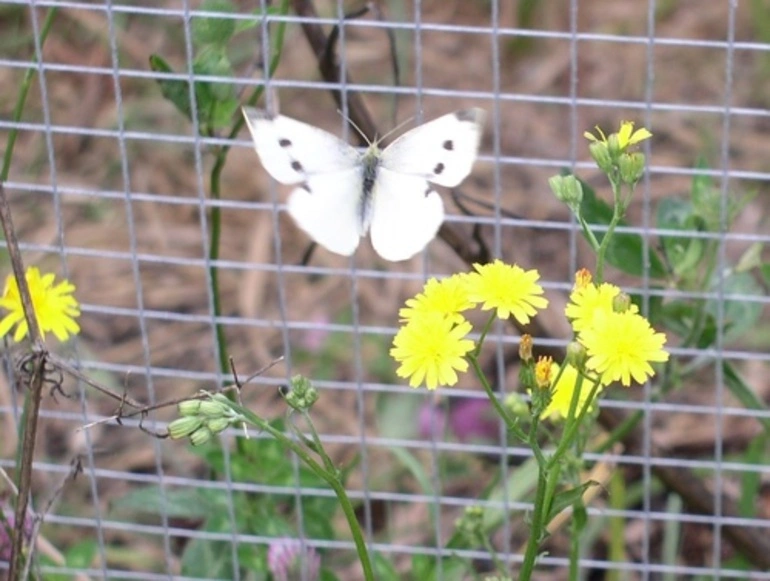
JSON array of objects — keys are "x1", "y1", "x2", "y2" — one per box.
[
  {"x1": 594, "y1": 180, "x2": 625, "y2": 283},
  {"x1": 471, "y1": 312, "x2": 497, "y2": 358},
  {"x1": 1, "y1": 8, "x2": 58, "y2": 182},
  {"x1": 206, "y1": 0, "x2": 290, "y2": 379},
  {"x1": 226, "y1": 401, "x2": 374, "y2": 581},
  {"x1": 518, "y1": 466, "x2": 548, "y2": 580},
  {"x1": 547, "y1": 379, "x2": 602, "y2": 470},
  {"x1": 467, "y1": 353, "x2": 529, "y2": 445}
]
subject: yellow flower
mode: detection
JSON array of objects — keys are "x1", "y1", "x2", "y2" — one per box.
[
  {"x1": 0, "y1": 267, "x2": 80, "y2": 342},
  {"x1": 617, "y1": 121, "x2": 652, "y2": 150},
  {"x1": 390, "y1": 312, "x2": 474, "y2": 389},
  {"x1": 466, "y1": 260, "x2": 548, "y2": 323},
  {"x1": 534, "y1": 356, "x2": 553, "y2": 389},
  {"x1": 579, "y1": 310, "x2": 669, "y2": 387},
  {"x1": 565, "y1": 281, "x2": 637, "y2": 334},
  {"x1": 399, "y1": 274, "x2": 472, "y2": 325},
  {"x1": 574, "y1": 268, "x2": 592, "y2": 290},
  {"x1": 540, "y1": 362, "x2": 601, "y2": 420},
  {"x1": 584, "y1": 121, "x2": 652, "y2": 151}
]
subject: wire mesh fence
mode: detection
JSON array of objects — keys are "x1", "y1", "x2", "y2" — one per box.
[{"x1": 1, "y1": 0, "x2": 770, "y2": 579}]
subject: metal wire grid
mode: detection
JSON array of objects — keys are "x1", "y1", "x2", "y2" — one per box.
[{"x1": 0, "y1": 0, "x2": 768, "y2": 579}]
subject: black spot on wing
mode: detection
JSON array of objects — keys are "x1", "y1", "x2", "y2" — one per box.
[
  {"x1": 443, "y1": 139, "x2": 454, "y2": 151},
  {"x1": 455, "y1": 109, "x2": 480, "y2": 122},
  {"x1": 434, "y1": 162, "x2": 445, "y2": 175},
  {"x1": 278, "y1": 138, "x2": 292, "y2": 147},
  {"x1": 291, "y1": 160, "x2": 303, "y2": 172}
]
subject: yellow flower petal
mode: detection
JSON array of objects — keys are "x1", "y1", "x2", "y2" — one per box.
[
  {"x1": 539, "y1": 363, "x2": 602, "y2": 420},
  {"x1": 0, "y1": 267, "x2": 81, "y2": 342},
  {"x1": 580, "y1": 311, "x2": 669, "y2": 387},
  {"x1": 466, "y1": 260, "x2": 548, "y2": 324},
  {"x1": 399, "y1": 274, "x2": 472, "y2": 325},
  {"x1": 390, "y1": 312, "x2": 474, "y2": 390}
]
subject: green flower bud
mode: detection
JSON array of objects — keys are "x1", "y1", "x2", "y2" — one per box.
[
  {"x1": 455, "y1": 506, "x2": 485, "y2": 545},
  {"x1": 549, "y1": 175, "x2": 584, "y2": 213},
  {"x1": 206, "y1": 417, "x2": 232, "y2": 435},
  {"x1": 168, "y1": 416, "x2": 204, "y2": 440},
  {"x1": 504, "y1": 392, "x2": 530, "y2": 419},
  {"x1": 189, "y1": 426, "x2": 214, "y2": 446},
  {"x1": 588, "y1": 141, "x2": 613, "y2": 174},
  {"x1": 565, "y1": 341, "x2": 587, "y2": 371},
  {"x1": 612, "y1": 292, "x2": 633, "y2": 313},
  {"x1": 619, "y1": 151, "x2": 646, "y2": 185},
  {"x1": 196, "y1": 399, "x2": 230, "y2": 418},
  {"x1": 606, "y1": 133, "x2": 622, "y2": 159},
  {"x1": 284, "y1": 375, "x2": 320, "y2": 411},
  {"x1": 178, "y1": 400, "x2": 203, "y2": 417}
]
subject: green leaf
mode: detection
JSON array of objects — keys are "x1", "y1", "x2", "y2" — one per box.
[
  {"x1": 193, "y1": 45, "x2": 234, "y2": 101},
  {"x1": 181, "y1": 513, "x2": 237, "y2": 577},
  {"x1": 738, "y1": 434, "x2": 766, "y2": 517},
  {"x1": 546, "y1": 481, "x2": 597, "y2": 524},
  {"x1": 723, "y1": 362, "x2": 770, "y2": 436},
  {"x1": 372, "y1": 553, "x2": 401, "y2": 581},
  {"x1": 760, "y1": 263, "x2": 770, "y2": 287},
  {"x1": 656, "y1": 197, "x2": 706, "y2": 278},
  {"x1": 65, "y1": 540, "x2": 98, "y2": 570},
  {"x1": 209, "y1": 97, "x2": 240, "y2": 129},
  {"x1": 192, "y1": 0, "x2": 236, "y2": 47},
  {"x1": 111, "y1": 485, "x2": 218, "y2": 519},
  {"x1": 579, "y1": 181, "x2": 668, "y2": 278},
  {"x1": 149, "y1": 54, "x2": 192, "y2": 121},
  {"x1": 233, "y1": 9, "x2": 269, "y2": 34},
  {"x1": 658, "y1": 300, "x2": 716, "y2": 348},
  {"x1": 706, "y1": 271, "x2": 763, "y2": 342},
  {"x1": 411, "y1": 554, "x2": 434, "y2": 579}
]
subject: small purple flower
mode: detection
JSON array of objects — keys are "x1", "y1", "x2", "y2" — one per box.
[
  {"x1": 418, "y1": 401, "x2": 448, "y2": 439},
  {"x1": 419, "y1": 398, "x2": 499, "y2": 443},
  {"x1": 448, "y1": 398, "x2": 499, "y2": 443},
  {"x1": 0, "y1": 508, "x2": 33, "y2": 561},
  {"x1": 267, "y1": 537, "x2": 320, "y2": 581}
]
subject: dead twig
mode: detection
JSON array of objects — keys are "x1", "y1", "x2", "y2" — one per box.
[{"x1": 0, "y1": 181, "x2": 49, "y2": 578}]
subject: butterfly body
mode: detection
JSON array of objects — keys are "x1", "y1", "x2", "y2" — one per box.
[{"x1": 243, "y1": 107, "x2": 484, "y2": 261}]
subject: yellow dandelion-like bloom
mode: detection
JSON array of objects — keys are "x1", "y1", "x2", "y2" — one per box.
[
  {"x1": 390, "y1": 312, "x2": 474, "y2": 390},
  {"x1": 540, "y1": 362, "x2": 602, "y2": 421},
  {"x1": 466, "y1": 260, "x2": 548, "y2": 324},
  {"x1": 579, "y1": 310, "x2": 669, "y2": 387},
  {"x1": 565, "y1": 282, "x2": 637, "y2": 334},
  {"x1": 399, "y1": 274, "x2": 472, "y2": 325},
  {"x1": 0, "y1": 267, "x2": 81, "y2": 342}
]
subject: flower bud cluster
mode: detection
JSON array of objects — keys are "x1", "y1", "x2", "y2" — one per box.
[{"x1": 168, "y1": 393, "x2": 240, "y2": 446}]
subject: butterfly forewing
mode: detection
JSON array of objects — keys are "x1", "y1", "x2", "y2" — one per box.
[
  {"x1": 287, "y1": 169, "x2": 365, "y2": 256},
  {"x1": 379, "y1": 108, "x2": 485, "y2": 187},
  {"x1": 243, "y1": 108, "x2": 361, "y2": 184}
]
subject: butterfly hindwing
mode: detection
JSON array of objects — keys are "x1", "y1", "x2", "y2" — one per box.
[
  {"x1": 379, "y1": 108, "x2": 485, "y2": 188},
  {"x1": 242, "y1": 108, "x2": 360, "y2": 184},
  {"x1": 287, "y1": 169, "x2": 365, "y2": 256},
  {"x1": 369, "y1": 168, "x2": 444, "y2": 262}
]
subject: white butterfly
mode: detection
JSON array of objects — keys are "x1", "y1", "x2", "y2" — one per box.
[{"x1": 242, "y1": 107, "x2": 485, "y2": 262}]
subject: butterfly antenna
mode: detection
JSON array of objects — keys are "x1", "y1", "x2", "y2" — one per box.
[
  {"x1": 380, "y1": 115, "x2": 415, "y2": 143},
  {"x1": 339, "y1": 111, "x2": 373, "y2": 146}
]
